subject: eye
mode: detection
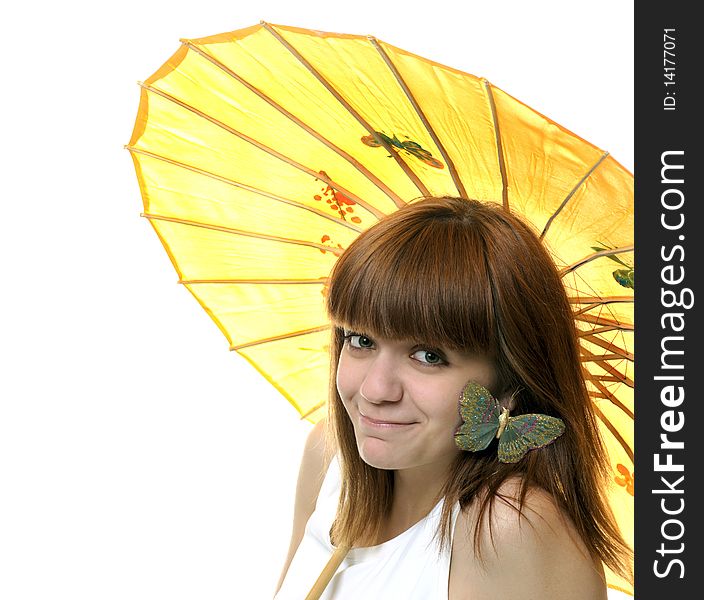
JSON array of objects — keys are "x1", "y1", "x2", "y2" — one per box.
[
  {"x1": 411, "y1": 349, "x2": 447, "y2": 366},
  {"x1": 344, "y1": 333, "x2": 375, "y2": 350}
]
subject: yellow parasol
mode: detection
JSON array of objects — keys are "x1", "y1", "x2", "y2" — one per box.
[{"x1": 127, "y1": 22, "x2": 633, "y2": 594}]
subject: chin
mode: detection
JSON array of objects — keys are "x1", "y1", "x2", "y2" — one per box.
[{"x1": 356, "y1": 437, "x2": 405, "y2": 470}]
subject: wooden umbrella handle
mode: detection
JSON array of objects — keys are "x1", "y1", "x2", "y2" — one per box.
[{"x1": 304, "y1": 545, "x2": 351, "y2": 600}]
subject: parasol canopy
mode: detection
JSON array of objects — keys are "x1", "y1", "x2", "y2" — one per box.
[{"x1": 127, "y1": 22, "x2": 633, "y2": 594}]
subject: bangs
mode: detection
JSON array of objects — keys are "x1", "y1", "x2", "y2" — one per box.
[{"x1": 326, "y1": 203, "x2": 498, "y2": 354}]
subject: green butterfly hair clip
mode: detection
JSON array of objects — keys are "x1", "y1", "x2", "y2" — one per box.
[{"x1": 454, "y1": 381, "x2": 565, "y2": 463}]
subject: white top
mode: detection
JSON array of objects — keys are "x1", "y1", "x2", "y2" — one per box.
[{"x1": 275, "y1": 457, "x2": 462, "y2": 599}]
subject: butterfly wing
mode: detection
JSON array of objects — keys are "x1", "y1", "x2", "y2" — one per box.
[
  {"x1": 454, "y1": 381, "x2": 501, "y2": 452},
  {"x1": 498, "y1": 414, "x2": 566, "y2": 463}
]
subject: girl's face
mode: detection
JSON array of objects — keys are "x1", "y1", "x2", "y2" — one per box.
[{"x1": 336, "y1": 330, "x2": 497, "y2": 473}]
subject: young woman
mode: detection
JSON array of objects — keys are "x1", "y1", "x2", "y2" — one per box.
[{"x1": 274, "y1": 197, "x2": 633, "y2": 599}]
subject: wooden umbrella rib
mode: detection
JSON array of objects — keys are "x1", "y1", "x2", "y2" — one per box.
[
  {"x1": 580, "y1": 353, "x2": 629, "y2": 362},
  {"x1": 179, "y1": 277, "x2": 328, "y2": 285},
  {"x1": 575, "y1": 313, "x2": 633, "y2": 331},
  {"x1": 369, "y1": 37, "x2": 468, "y2": 198},
  {"x1": 145, "y1": 214, "x2": 185, "y2": 281},
  {"x1": 573, "y1": 301, "x2": 633, "y2": 317},
  {"x1": 589, "y1": 363, "x2": 634, "y2": 387},
  {"x1": 582, "y1": 355, "x2": 634, "y2": 388},
  {"x1": 127, "y1": 146, "x2": 363, "y2": 233},
  {"x1": 260, "y1": 21, "x2": 431, "y2": 198},
  {"x1": 571, "y1": 296, "x2": 633, "y2": 317},
  {"x1": 300, "y1": 400, "x2": 326, "y2": 420},
  {"x1": 585, "y1": 372, "x2": 635, "y2": 420},
  {"x1": 230, "y1": 325, "x2": 330, "y2": 351},
  {"x1": 568, "y1": 295, "x2": 632, "y2": 305},
  {"x1": 596, "y1": 363, "x2": 634, "y2": 389},
  {"x1": 574, "y1": 303, "x2": 601, "y2": 317},
  {"x1": 581, "y1": 334, "x2": 634, "y2": 361},
  {"x1": 482, "y1": 80, "x2": 509, "y2": 210},
  {"x1": 588, "y1": 375, "x2": 627, "y2": 383},
  {"x1": 183, "y1": 41, "x2": 406, "y2": 209},
  {"x1": 584, "y1": 370, "x2": 630, "y2": 385},
  {"x1": 142, "y1": 212, "x2": 343, "y2": 254},
  {"x1": 540, "y1": 152, "x2": 610, "y2": 240},
  {"x1": 582, "y1": 354, "x2": 634, "y2": 386},
  {"x1": 592, "y1": 402, "x2": 634, "y2": 463},
  {"x1": 139, "y1": 82, "x2": 386, "y2": 221},
  {"x1": 575, "y1": 312, "x2": 633, "y2": 330},
  {"x1": 560, "y1": 245, "x2": 635, "y2": 276},
  {"x1": 578, "y1": 325, "x2": 621, "y2": 336}
]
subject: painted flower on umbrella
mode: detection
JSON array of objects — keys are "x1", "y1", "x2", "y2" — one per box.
[
  {"x1": 314, "y1": 170, "x2": 362, "y2": 223},
  {"x1": 319, "y1": 234, "x2": 344, "y2": 256},
  {"x1": 614, "y1": 463, "x2": 634, "y2": 496}
]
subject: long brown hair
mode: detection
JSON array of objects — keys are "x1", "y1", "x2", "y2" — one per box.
[{"x1": 325, "y1": 196, "x2": 632, "y2": 582}]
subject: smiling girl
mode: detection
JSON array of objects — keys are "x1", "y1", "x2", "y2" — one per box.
[{"x1": 274, "y1": 197, "x2": 633, "y2": 599}]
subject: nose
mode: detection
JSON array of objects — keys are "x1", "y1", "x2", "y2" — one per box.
[{"x1": 359, "y1": 353, "x2": 403, "y2": 404}]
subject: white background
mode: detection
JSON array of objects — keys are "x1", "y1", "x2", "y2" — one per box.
[{"x1": 1, "y1": 1, "x2": 633, "y2": 598}]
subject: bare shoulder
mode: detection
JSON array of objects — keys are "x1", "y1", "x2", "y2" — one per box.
[
  {"x1": 449, "y1": 478, "x2": 607, "y2": 600},
  {"x1": 291, "y1": 417, "x2": 334, "y2": 533},
  {"x1": 298, "y1": 417, "x2": 334, "y2": 498},
  {"x1": 275, "y1": 418, "x2": 334, "y2": 593}
]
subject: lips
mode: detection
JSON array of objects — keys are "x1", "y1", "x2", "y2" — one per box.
[{"x1": 359, "y1": 413, "x2": 416, "y2": 428}]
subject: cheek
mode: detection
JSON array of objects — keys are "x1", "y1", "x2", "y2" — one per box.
[
  {"x1": 440, "y1": 400, "x2": 462, "y2": 432},
  {"x1": 335, "y1": 351, "x2": 358, "y2": 405},
  {"x1": 439, "y1": 400, "x2": 464, "y2": 456},
  {"x1": 434, "y1": 388, "x2": 464, "y2": 433}
]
